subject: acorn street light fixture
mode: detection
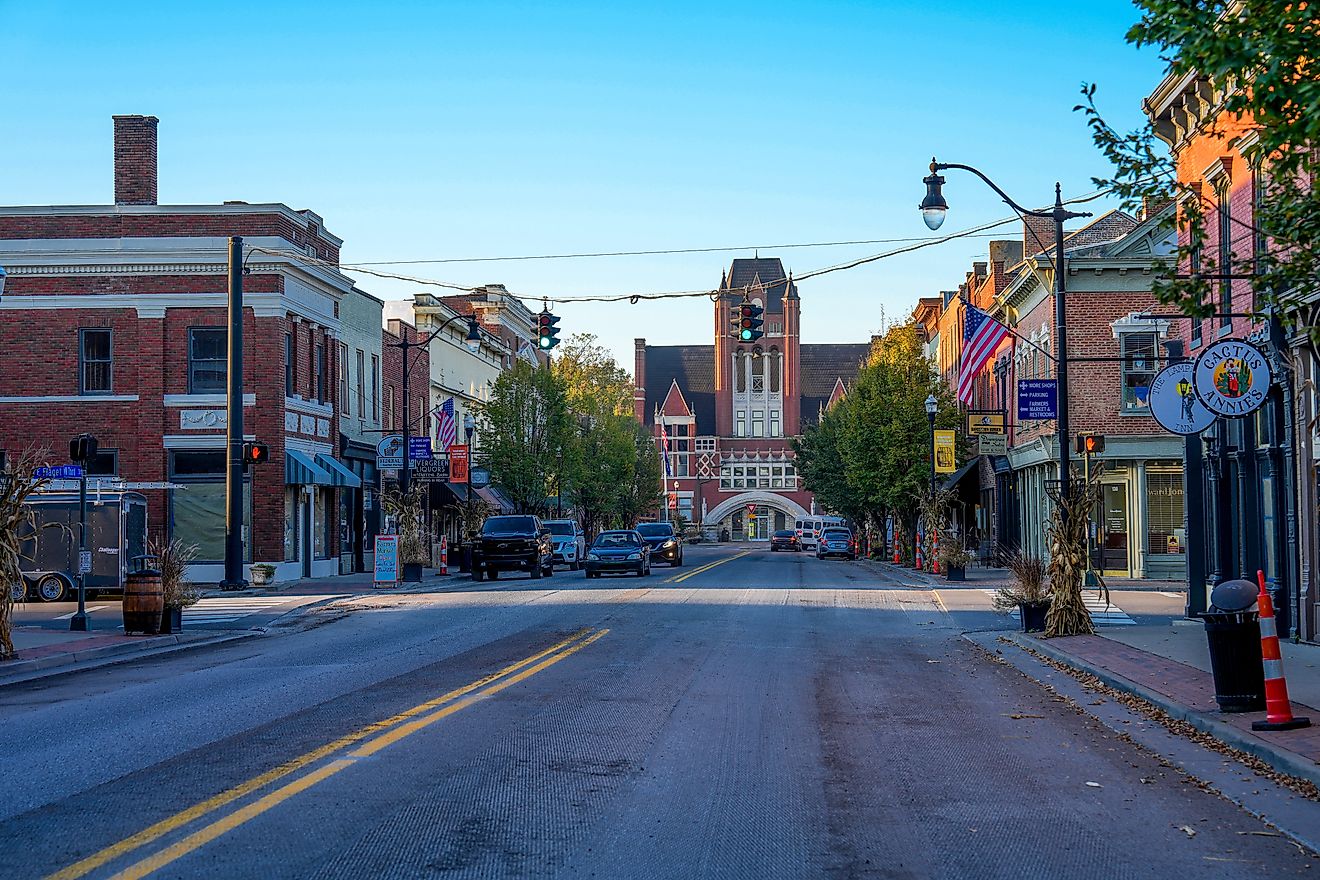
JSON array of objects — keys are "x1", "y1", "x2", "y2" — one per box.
[{"x1": 919, "y1": 158, "x2": 1091, "y2": 503}]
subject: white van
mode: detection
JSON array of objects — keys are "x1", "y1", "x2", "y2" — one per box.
[{"x1": 795, "y1": 516, "x2": 846, "y2": 550}]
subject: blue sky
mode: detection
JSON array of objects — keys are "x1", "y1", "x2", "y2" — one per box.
[{"x1": 0, "y1": 1, "x2": 1166, "y2": 368}]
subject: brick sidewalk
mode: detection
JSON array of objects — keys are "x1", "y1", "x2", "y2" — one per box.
[{"x1": 1013, "y1": 632, "x2": 1320, "y2": 787}]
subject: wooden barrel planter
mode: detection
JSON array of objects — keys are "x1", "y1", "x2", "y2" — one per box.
[{"x1": 122, "y1": 568, "x2": 164, "y2": 635}]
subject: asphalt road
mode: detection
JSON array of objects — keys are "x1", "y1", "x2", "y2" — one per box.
[{"x1": 0, "y1": 546, "x2": 1308, "y2": 879}]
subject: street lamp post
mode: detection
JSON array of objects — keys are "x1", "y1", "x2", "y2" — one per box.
[
  {"x1": 69, "y1": 433, "x2": 97, "y2": 632},
  {"x1": 462, "y1": 412, "x2": 476, "y2": 572},
  {"x1": 921, "y1": 158, "x2": 1091, "y2": 503},
  {"x1": 924, "y1": 394, "x2": 938, "y2": 497},
  {"x1": 390, "y1": 314, "x2": 482, "y2": 497}
]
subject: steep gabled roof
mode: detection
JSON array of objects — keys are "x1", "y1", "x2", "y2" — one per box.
[
  {"x1": 659, "y1": 379, "x2": 692, "y2": 417},
  {"x1": 642, "y1": 345, "x2": 715, "y2": 429},
  {"x1": 827, "y1": 378, "x2": 847, "y2": 409}
]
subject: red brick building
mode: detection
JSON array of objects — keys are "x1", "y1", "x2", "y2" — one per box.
[
  {"x1": 0, "y1": 116, "x2": 360, "y2": 583},
  {"x1": 634, "y1": 258, "x2": 869, "y2": 538}
]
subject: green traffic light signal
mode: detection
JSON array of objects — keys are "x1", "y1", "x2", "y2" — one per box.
[{"x1": 537, "y1": 311, "x2": 561, "y2": 350}]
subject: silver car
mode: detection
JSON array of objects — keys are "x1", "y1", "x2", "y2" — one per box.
[{"x1": 543, "y1": 520, "x2": 586, "y2": 571}]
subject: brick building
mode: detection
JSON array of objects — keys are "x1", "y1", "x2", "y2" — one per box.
[
  {"x1": 0, "y1": 115, "x2": 361, "y2": 583},
  {"x1": 633, "y1": 258, "x2": 870, "y2": 538}
]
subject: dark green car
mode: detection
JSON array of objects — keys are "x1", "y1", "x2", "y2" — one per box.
[{"x1": 584, "y1": 530, "x2": 651, "y2": 578}]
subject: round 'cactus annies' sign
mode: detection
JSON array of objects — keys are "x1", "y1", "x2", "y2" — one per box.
[{"x1": 1192, "y1": 339, "x2": 1272, "y2": 417}]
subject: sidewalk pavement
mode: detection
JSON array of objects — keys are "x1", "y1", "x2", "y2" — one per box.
[
  {"x1": 867, "y1": 559, "x2": 1186, "y2": 592},
  {"x1": 198, "y1": 567, "x2": 459, "y2": 598},
  {"x1": 998, "y1": 623, "x2": 1320, "y2": 789},
  {"x1": 1, "y1": 625, "x2": 251, "y2": 687}
]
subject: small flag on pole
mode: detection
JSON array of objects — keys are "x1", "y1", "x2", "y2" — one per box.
[{"x1": 434, "y1": 397, "x2": 457, "y2": 451}]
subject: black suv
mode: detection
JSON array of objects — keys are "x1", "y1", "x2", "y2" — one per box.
[
  {"x1": 635, "y1": 522, "x2": 683, "y2": 566},
  {"x1": 471, "y1": 515, "x2": 554, "y2": 581}
]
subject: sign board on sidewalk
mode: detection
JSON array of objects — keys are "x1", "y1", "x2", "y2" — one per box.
[
  {"x1": 1192, "y1": 339, "x2": 1272, "y2": 417},
  {"x1": 35, "y1": 465, "x2": 84, "y2": 480},
  {"x1": 408, "y1": 436, "x2": 433, "y2": 461},
  {"x1": 934, "y1": 429, "x2": 957, "y2": 473},
  {"x1": 376, "y1": 435, "x2": 404, "y2": 470},
  {"x1": 411, "y1": 457, "x2": 450, "y2": 483},
  {"x1": 1017, "y1": 379, "x2": 1058, "y2": 420},
  {"x1": 373, "y1": 535, "x2": 399, "y2": 588},
  {"x1": 1149, "y1": 362, "x2": 1217, "y2": 435},
  {"x1": 978, "y1": 433, "x2": 1007, "y2": 455},
  {"x1": 966, "y1": 411, "x2": 1005, "y2": 435},
  {"x1": 449, "y1": 445, "x2": 470, "y2": 484}
]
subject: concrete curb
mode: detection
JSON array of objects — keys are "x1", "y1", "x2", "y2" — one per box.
[
  {"x1": 0, "y1": 630, "x2": 259, "y2": 690},
  {"x1": 995, "y1": 630, "x2": 1320, "y2": 791}
]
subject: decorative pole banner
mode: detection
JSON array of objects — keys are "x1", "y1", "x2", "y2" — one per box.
[
  {"x1": 1149, "y1": 362, "x2": 1217, "y2": 435},
  {"x1": 1192, "y1": 339, "x2": 1272, "y2": 417}
]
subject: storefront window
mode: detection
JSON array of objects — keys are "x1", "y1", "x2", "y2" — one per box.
[
  {"x1": 1121, "y1": 332, "x2": 1158, "y2": 411},
  {"x1": 169, "y1": 451, "x2": 249, "y2": 562},
  {"x1": 314, "y1": 489, "x2": 332, "y2": 559},
  {"x1": 284, "y1": 488, "x2": 298, "y2": 562},
  {"x1": 1147, "y1": 471, "x2": 1185, "y2": 555}
]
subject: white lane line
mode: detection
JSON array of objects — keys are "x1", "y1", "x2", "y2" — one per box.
[{"x1": 53, "y1": 604, "x2": 112, "y2": 620}]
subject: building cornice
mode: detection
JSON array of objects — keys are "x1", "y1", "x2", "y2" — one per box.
[{"x1": 0, "y1": 202, "x2": 344, "y2": 247}]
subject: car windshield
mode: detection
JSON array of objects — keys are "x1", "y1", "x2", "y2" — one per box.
[
  {"x1": 773, "y1": 530, "x2": 795, "y2": 538},
  {"x1": 594, "y1": 533, "x2": 640, "y2": 548},
  {"x1": 821, "y1": 529, "x2": 851, "y2": 540},
  {"x1": 635, "y1": 524, "x2": 673, "y2": 538},
  {"x1": 543, "y1": 521, "x2": 575, "y2": 535},
  {"x1": 481, "y1": 516, "x2": 537, "y2": 535}
]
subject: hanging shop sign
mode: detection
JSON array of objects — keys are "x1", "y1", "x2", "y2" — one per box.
[
  {"x1": 934, "y1": 429, "x2": 957, "y2": 473},
  {"x1": 1148, "y1": 362, "x2": 1217, "y2": 435},
  {"x1": 966, "y1": 411, "x2": 1005, "y2": 435},
  {"x1": 978, "y1": 433, "x2": 1007, "y2": 455},
  {"x1": 1192, "y1": 339, "x2": 1272, "y2": 417}
]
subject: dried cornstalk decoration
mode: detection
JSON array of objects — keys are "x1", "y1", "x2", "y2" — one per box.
[
  {"x1": 1044, "y1": 467, "x2": 1106, "y2": 638},
  {"x1": 381, "y1": 485, "x2": 429, "y2": 565},
  {"x1": 1, "y1": 450, "x2": 51, "y2": 660},
  {"x1": 992, "y1": 549, "x2": 1049, "y2": 611},
  {"x1": 915, "y1": 487, "x2": 956, "y2": 568}
]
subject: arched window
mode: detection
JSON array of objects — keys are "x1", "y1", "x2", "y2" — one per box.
[
  {"x1": 735, "y1": 349, "x2": 747, "y2": 393},
  {"x1": 769, "y1": 347, "x2": 781, "y2": 393}
]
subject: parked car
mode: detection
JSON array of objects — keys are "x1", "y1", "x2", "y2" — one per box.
[
  {"x1": 584, "y1": 530, "x2": 651, "y2": 578},
  {"x1": 769, "y1": 529, "x2": 801, "y2": 552},
  {"x1": 542, "y1": 519, "x2": 586, "y2": 570},
  {"x1": 18, "y1": 491, "x2": 148, "y2": 601},
  {"x1": 816, "y1": 527, "x2": 857, "y2": 560},
  {"x1": 795, "y1": 516, "x2": 847, "y2": 551},
  {"x1": 635, "y1": 521, "x2": 683, "y2": 566},
  {"x1": 471, "y1": 515, "x2": 554, "y2": 581}
]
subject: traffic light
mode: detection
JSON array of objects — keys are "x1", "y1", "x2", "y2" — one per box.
[
  {"x1": 731, "y1": 300, "x2": 764, "y2": 341},
  {"x1": 1076, "y1": 434, "x2": 1106, "y2": 456},
  {"x1": 242, "y1": 442, "x2": 270, "y2": 467},
  {"x1": 536, "y1": 310, "x2": 561, "y2": 350}
]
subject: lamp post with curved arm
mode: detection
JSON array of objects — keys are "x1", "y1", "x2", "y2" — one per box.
[{"x1": 920, "y1": 159, "x2": 1092, "y2": 503}]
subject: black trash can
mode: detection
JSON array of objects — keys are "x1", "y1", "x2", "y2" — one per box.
[{"x1": 1203, "y1": 610, "x2": 1266, "y2": 713}]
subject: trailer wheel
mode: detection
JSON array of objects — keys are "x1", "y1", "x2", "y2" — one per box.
[
  {"x1": 36, "y1": 574, "x2": 69, "y2": 603},
  {"x1": 10, "y1": 580, "x2": 27, "y2": 602}
]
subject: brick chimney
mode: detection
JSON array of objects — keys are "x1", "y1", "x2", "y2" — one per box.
[
  {"x1": 1022, "y1": 215, "x2": 1054, "y2": 259},
  {"x1": 113, "y1": 115, "x2": 159, "y2": 205}
]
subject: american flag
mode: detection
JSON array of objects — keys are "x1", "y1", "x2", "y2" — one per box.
[
  {"x1": 657, "y1": 413, "x2": 672, "y2": 478},
  {"x1": 958, "y1": 302, "x2": 1011, "y2": 405},
  {"x1": 434, "y1": 397, "x2": 458, "y2": 451}
]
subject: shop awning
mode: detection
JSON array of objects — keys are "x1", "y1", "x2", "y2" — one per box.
[
  {"x1": 429, "y1": 482, "x2": 469, "y2": 505},
  {"x1": 314, "y1": 453, "x2": 362, "y2": 488},
  {"x1": 476, "y1": 486, "x2": 514, "y2": 514},
  {"x1": 940, "y1": 459, "x2": 979, "y2": 493},
  {"x1": 286, "y1": 449, "x2": 332, "y2": 486}
]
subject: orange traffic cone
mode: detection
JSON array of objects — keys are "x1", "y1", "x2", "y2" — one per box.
[
  {"x1": 439, "y1": 537, "x2": 449, "y2": 576},
  {"x1": 1252, "y1": 570, "x2": 1310, "y2": 732},
  {"x1": 931, "y1": 529, "x2": 940, "y2": 575}
]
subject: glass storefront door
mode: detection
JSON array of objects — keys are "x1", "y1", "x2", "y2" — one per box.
[
  {"x1": 1100, "y1": 483, "x2": 1130, "y2": 576},
  {"x1": 746, "y1": 505, "x2": 774, "y2": 541}
]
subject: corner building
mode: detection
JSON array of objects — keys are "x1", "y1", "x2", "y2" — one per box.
[{"x1": 634, "y1": 258, "x2": 869, "y2": 539}]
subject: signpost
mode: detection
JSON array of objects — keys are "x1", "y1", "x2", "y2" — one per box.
[
  {"x1": 373, "y1": 535, "x2": 399, "y2": 588},
  {"x1": 966, "y1": 411, "x2": 1005, "y2": 435},
  {"x1": 1017, "y1": 379, "x2": 1058, "y2": 421},
  {"x1": 934, "y1": 429, "x2": 957, "y2": 473},
  {"x1": 376, "y1": 435, "x2": 404, "y2": 470},
  {"x1": 1149, "y1": 362, "x2": 1217, "y2": 435},
  {"x1": 449, "y1": 445, "x2": 470, "y2": 484},
  {"x1": 978, "y1": 433, "x2": 1007, "y2": 455},
  {"x1": 408, "y1": 436, "x2": 433, "y2": 462}
]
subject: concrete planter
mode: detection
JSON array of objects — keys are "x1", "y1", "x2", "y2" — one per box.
[{"x1": 250, "y1": 565, "x2": 275, "y2": 586}]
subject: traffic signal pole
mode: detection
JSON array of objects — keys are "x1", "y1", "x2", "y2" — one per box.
[{"x1": 221, "y1": 236, "x2": 246, "y2": 590}]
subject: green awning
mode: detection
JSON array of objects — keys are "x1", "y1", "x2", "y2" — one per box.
[
  {"x1": 286, "y1": 449, "x2": 332, "y2": 486},
  {"x1": 314, "y1": 453, "x2": 362, "y2": 488}
]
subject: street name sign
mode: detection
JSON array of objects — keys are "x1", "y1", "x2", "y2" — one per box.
[
  {"x1": 978, "y1": 433, "x2": 1007, "y2": 455},
  {"x1": 1192, "y1": 339, "x2": 1272, "y2": 417},
  {"x1": 35, "y1": 465, "x2": 84, "y2": 479},
  {"x1": 966, "y1": 411, "x2": 1005, "y2": 435},
  {"x1": 1149, "y1": 362, "x2": 1217, "y2": 435},
  {"x1": 1017, "y1": 379, "x2": 1058, "y2": 420},
  {"x1": 376, "y1": 435, "x2": 404, "y2": 470},
  {"x1": 408, "y1": 436, "x2": 433, "y2": 461}
]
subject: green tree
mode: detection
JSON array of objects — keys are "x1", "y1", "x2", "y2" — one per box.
[
  {"x1": 618, "y1": 420, "x2": 663, "y2": 528},
  {"x1": 476, "y1": 360, "x2": 573, "y2": 515},
  {"x1": 1077, "y1": 2, "x2": 1320, "y2": 331}
]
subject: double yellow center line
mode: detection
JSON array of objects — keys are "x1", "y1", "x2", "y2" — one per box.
[
  {"x1": 48, "y1": 628, "x2": 608, "y2": 880},
  {"x1": 664, "y1": 550, "x2": 750, "y2": 584}
]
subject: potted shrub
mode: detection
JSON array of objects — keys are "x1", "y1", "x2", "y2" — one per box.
[
  {"x1": 152, "y1": 538, "x2": 199, "y2": 634},
  {"x1": 938, "y1": 544, "x2": 973, "y2": 581},
  {"x1": 250, "y1": 563, "x2": 276, "y2": 586},
  {"x1": 992, "y1": 551, "x2": 1051, "y2": 632}
]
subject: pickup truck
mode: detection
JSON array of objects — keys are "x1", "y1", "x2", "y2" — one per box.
[{"x1": 471, "y1": 515, "x2": 554, "y2": 581}]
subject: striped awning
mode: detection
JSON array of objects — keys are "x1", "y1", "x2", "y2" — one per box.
[
  {"x1": 315, "y1": 453, "x2": 362, "y2": 488},
  {"x1": 286, "y1": 449, "x2": 332, "y2": 486}
]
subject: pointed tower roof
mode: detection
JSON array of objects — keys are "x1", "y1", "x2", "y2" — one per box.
[
  {"x1": 660, "y1": 378, "x2": 692, "y2": 418},
  {"x1": 827, "y1": 378, "x2": 847, "y2": 409}
]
